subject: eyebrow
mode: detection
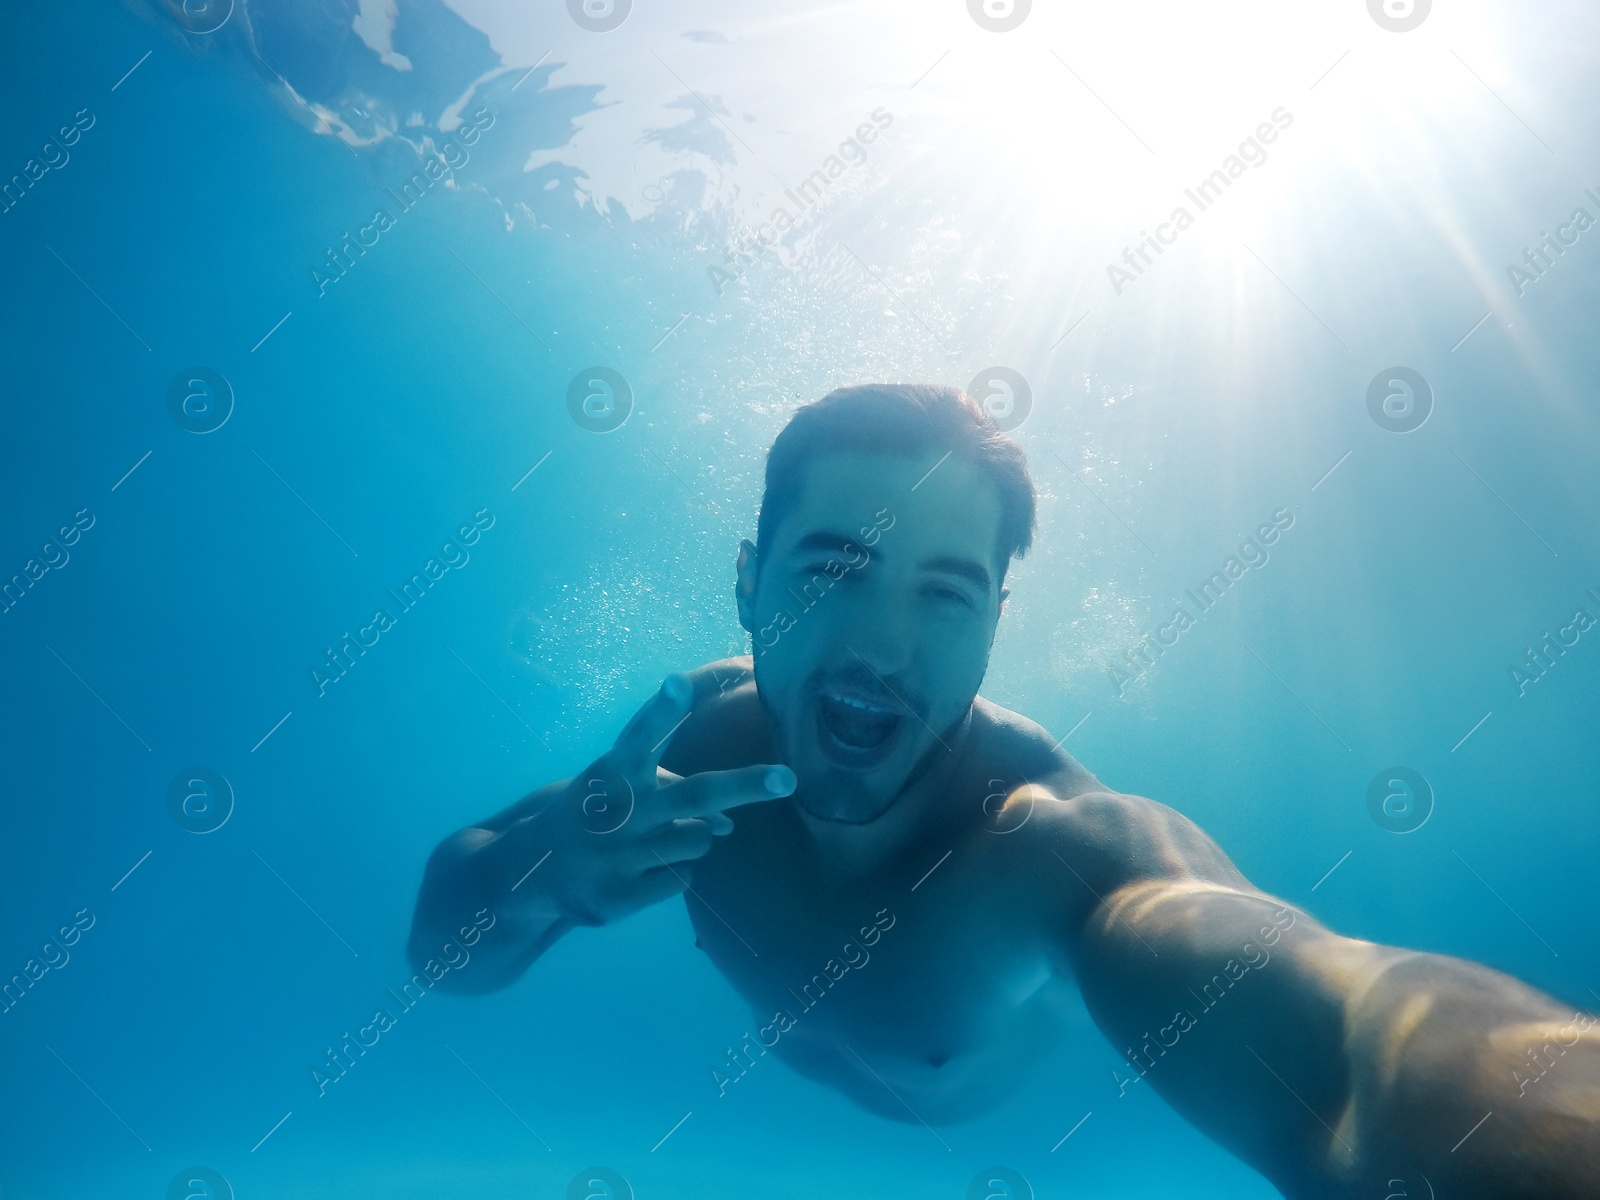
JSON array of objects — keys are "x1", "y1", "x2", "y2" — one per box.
[
  {"x1": 785, "y1": 533, "x2": 993, "y2": 593},
  {"x1": 919, "y1": 554, "x2": 992, "y2": 593},
  {"x1": 790, "y1": 531, "x2": 866, "y2": 556}
]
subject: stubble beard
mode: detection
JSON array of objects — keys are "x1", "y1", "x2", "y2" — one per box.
[{"x1": 753, "y1": 672, "x2": 965, "y2": 826}]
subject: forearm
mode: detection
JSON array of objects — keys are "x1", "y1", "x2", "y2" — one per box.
[
  {"x1": 406, "y1": 814, "x2": 572, "y2": 994},
  {"x1": 1044, "y1": 790, "x2": 1600, "y2": 1196},
  {"x1": 1341, "y1": 949, "x2": 1600, "y2": 1196},
  {"x1": 1069, "y1": 879, "x2": 1600, "y2": 1196}
]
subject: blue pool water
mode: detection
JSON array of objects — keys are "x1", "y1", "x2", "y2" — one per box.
[{"x1": 3, "y1": 2, "x2": 1598, "y2": 1197}]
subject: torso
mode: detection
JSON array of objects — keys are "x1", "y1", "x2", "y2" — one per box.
[{"x1": 661, "y1": 659, "x2": 1104, "y2": 1124}]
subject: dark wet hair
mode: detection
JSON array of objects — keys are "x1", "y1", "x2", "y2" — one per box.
[{"x1": 755, "y1": 383, "x2": 1036, "y2": 581}]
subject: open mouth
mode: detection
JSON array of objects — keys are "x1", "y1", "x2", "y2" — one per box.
[{"x1": 816, "y1": 688, "x2": 905, "y2": 766}]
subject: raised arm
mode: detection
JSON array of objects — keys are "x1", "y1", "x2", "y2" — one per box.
[
  {"x1": 1033, "y1": 788, "x2": 1600, "y2": 1199},
  {"x1": 406, "y1": 661, "x2": 792, "y2": 994}
]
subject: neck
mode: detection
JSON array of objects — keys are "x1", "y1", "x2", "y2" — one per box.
[{"x1": 795, "y1": 705, "x2": 977, "y2": 883}]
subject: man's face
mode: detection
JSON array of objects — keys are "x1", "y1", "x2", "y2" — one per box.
[{"x1": 737, "y1": 451, "x2": 1007, "y2": 823}]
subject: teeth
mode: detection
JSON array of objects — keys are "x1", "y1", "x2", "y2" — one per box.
[{"x1": 827, "y1": 692, "x2": 895, "y2": 715}]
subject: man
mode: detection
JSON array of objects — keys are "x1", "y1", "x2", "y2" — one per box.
[{"x1": 410, "y1": 384, "x2": 1598, "y2": 1197}]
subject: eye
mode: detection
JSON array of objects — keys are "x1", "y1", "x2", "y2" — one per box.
[{"x1": 927, "y1": 584, "x2": 974, "y2": 608}]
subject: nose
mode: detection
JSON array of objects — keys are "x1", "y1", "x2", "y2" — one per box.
[{"x1": 838, "y1": 591, "x2": 916, "y2": 682}]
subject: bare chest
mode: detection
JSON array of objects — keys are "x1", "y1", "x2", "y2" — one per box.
[{"x1": 685, "y1": 813, "x2": 1072, "y2": 1119}]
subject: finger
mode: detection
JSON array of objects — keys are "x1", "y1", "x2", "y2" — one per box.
[
  {"x1": 658, "y1": 764, "x2": 796, "y2": 823},
  {"x1": 610, "y1": 673, "x2": 694, "y2": 780},
  {"x1": 630, "y1": 817, "x2": 717, "y2": 868}
]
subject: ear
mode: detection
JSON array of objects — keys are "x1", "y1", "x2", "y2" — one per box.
[{"x1": 736, "y1": 539, "x2": 759, "y2": 634}]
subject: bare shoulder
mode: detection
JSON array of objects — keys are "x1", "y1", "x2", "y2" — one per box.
[
  {"x1": 1026, "y1": 788, "x2": 1247, "y2": 886},
  {"x1": 658, "y1": 656, "x2": 776, "y2": 775},
  {"x1": 1000, "y1": 784, "x2": 1267, "y2": 982},
  {"x1": 975, "y1": 714, "x2": 1250, "y2": 909},
  {"x1": 962, "y1": 699, "x2": 1225, "y2": 877},
  {"x1": 967, "y1": 695, "x2": 1105, "y2": 800}
]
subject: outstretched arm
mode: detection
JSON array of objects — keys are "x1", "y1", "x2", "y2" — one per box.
[{"x1": 1033, "y1": 788, "x2": 1600, "y2": 1199}]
